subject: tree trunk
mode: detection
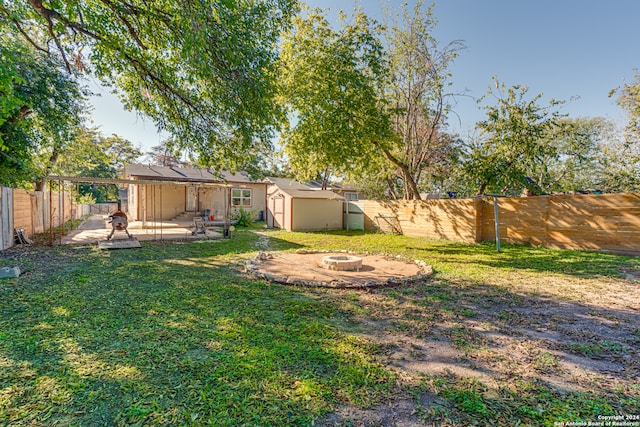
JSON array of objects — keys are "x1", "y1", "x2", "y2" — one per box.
[
  {"x1": 33, "y1": 150, "x2": 59, "y2": 191},
  {"x1": 321, "y1": 167, "x2": 330, "y2": 190},
  {"x1": 385, "y1": 177, "x2": 399, "y2": 200},
  {"x1": 379, "y1": 147, "x2": 422, "y2": 200},
  {"x1": 476, "y1": 182, "x2": 487, "y2": 196}
]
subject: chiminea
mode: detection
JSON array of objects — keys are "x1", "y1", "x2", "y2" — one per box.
[{"x1": 107, "y1": 200, "x2": 132, "y2": 240}]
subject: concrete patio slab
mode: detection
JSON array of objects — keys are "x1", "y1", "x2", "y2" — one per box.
[{"x1": 60, "y1": 214, "x2": 224, "y2": 245}]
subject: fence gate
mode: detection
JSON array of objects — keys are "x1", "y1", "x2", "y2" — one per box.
[
  {"x1": 0, "y1": 187, "x2": 13, "y2": 250},
  {"x1": 344, "y1": 201, "x2": 364, "y2": 231}
]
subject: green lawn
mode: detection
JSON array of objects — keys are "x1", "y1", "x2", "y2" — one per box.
[{"x1": 1, "y1": 229, "x2": 638, "y2": 426}]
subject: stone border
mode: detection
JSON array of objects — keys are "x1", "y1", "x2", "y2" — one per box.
[{"x1": 245, "y1": 249, "x2": 433, "y2": 290}]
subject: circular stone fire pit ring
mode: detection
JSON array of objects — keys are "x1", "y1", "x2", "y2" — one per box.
[
  {"x1": 321, "y1": 255, "x2": 362, "y2": 271},
  {"x1": 245, "y1": 250, "x2": 433, "y2": 289}
]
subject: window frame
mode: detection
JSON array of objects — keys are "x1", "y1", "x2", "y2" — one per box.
[{"x1": 231, "y1": 187, "x2": 253, "y2": 208}]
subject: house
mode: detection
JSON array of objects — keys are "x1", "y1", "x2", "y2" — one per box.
[
  {"x1": 124, "y1": 164, "x2": 267, "y2": 223},
  {"x1": 265, "y1": 177, "x2": 344, "y2": 231}
]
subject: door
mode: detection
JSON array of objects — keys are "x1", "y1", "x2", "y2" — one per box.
[
  {"x1": 272, "y1": 196, "x2": 285, "y2": 228},
  {"x1": 186, "y1": 186, "x2": 197, "y2": 212}
]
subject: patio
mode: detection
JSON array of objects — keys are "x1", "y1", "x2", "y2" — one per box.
[{"x1": 60, "y1": 214, "x2": 223, "y2": 245}]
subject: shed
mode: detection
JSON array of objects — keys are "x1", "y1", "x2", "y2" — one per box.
[{"x1": 265, "y1": 178, "x2": 344, "y2": 231}]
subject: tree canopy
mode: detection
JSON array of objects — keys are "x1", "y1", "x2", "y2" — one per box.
[
  {"x1": 462, "y1": 78, "x2": 566, "y2": 195},
  {"x1": 1, "y1": 0, "x2": 298, "y2": 169},
  {"x1": 612, "y1": 73, "x2": 640, "y2": 142},
  {"x1": 278, "y1": 7, "x2": 391, "y2": 185},
  {"x1": 382, "y1": 0, "x2": 463, "y2": 199},
  {"x1": 0, "y1": 34, "x2": 87, "y2": 188}
]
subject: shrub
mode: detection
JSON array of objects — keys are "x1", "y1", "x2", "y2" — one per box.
[{"x1": 231, "y1": 206, "x2": 255, "y2": 227}]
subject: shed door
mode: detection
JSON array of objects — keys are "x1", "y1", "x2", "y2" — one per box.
[
  {"x1": 273, "y1": 196, "x2": 285, "y2": 228},
  {"x1": 186, "y1": 187, "x2": 197, "y2": 211}
]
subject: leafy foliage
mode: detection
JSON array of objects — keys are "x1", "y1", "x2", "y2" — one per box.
[
  {"x1": 533, "y1": 117, "x2": 610, "y2": 193},
  {"x1": 230, "y1": 206, "x2": 255, "y2": 228},
  {"x1": 2, "y1": 0, "x2": 298, "y2": 170},
  {"x1": 463, "y1": 77, "x2": 566, "y2": 195},
  {"x1": 278, "y1": 7, "x2": 391, "y2": 184},
  {"x1": 63, "y1": 128, "x2": 142, "y2": 202},
  {"x1": 612, "y1": 72, "x2": 640, "y2": 142},
  {"x1": 0, "y1": 34, "x2": 88, "y2": 188},
  {"x1": 607, "y1": 73, "x2": 640, "y2": 190},
  {"x1": 382, "y1": 0, "x2": 464, "y2": 199},
  {"x1": 278, "y1": 3, "x2": 463, "y2": 200}
]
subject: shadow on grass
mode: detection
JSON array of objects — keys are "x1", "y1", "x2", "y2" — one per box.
[
  {"x1": 0, "y1": 233, "x2": 391, "y2": 426},
  {"x1": 323, "y1": 275, "x2": 640, "y2": 426}
]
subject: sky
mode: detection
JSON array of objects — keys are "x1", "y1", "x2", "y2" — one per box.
[{"x1": 88, "y1": 0, "x2": 640, "y2": 153}]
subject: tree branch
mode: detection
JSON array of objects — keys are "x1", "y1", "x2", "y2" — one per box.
[
  {"x1": 23, "y1": 0, "x2": 202, "y2": 117},
  {"x1": 0, "y1": 7, "x2": 51, "y2": 55},
  {"x1": 97, "y1": 0, "x2": 148, "y2": 50}
]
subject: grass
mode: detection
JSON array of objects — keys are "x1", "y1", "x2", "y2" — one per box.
[{"x1": 1, "y1": 229, "x2": 639, "y2": 425}]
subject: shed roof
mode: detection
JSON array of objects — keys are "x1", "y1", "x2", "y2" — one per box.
[{"x1": 277, "y1": 188, "x2": 344, "y2": 200}]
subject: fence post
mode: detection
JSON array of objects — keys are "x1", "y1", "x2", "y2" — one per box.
[{"x1": 0, "y1": 187, "x2": 14, "y2": 250}]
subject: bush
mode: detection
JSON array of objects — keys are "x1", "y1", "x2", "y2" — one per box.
[
  {"x1": 231, "y1": 206, "x2": 255, "y2": 227},
  {"x1": 75, "y1": 193, "x2": 96, "y2": 205}
]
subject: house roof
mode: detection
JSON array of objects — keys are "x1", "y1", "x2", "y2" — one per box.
[
  {"x1": 125, "y1": 164, "x2": 260, "y2": 184},
  {"x1": 265, "y1": 177, "x2": 312, "y2": 190},
  {"x1": 307, "y1": 180, "x2": 357, "y2": 192},
  {"x1": 276, "y1": 188, "x2": 345, "y2": 200}
]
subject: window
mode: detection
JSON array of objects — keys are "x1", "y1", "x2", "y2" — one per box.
[
  {"x1": 231, "y1": 188, "x2": 252, "y2": 207},
  {"x1": 344, "y1": 192, "x2": 358, "y2": 201}
]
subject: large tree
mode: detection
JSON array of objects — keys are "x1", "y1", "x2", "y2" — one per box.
[
  {"x1": 278, "y1": 3, "x2": 462, "y2": 199},
  {"x1": 463, "y1": 78, "x2": 566, "y2": 195},
  {"x1": 278, "y1": 7, "x2": 391, "y2": 186},
  {"x1": 382, "y1": 0, "x2": 464, "y2": 199},
  {"x1": 612, "y1": 73, "x2": 640, "y2": 142},
  {"x1": 1, "y1": 0, "x2": 297, "y2": 169},
  {"x1": 64, "y1": 128, "x2": 142, "y2": 202},
  {"x1": 529, "y1": 117, "x2": 609, "y2": 193},
  {"x1": 604, "y1": 73, "x2": 640, "y2": 191},
  {"x1": 0, "y1": 34, "x2": 87, "y2": 189}
]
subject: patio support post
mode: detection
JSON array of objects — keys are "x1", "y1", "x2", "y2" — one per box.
[
  {"x1": 160, "y1": 184, "x2": 163, "y2": 240},
  {"x1": 49, "y1": 180, "x2": 53, "y2": 246},
  {"x1": 61, "y1": 179, "x2": 64, "y2": 242},
  {"x1": 226, "y1": 186, "x2": 230, "y2": 238},
  {"x1": 493, "y1": 196, "x2": 501, "y2": 253},
  {"x1": 152, "y1": 185, "x2": 157, "y2": 240}
]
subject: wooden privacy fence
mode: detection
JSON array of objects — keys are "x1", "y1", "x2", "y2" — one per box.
[
  {"x1": 0, "y1": 186, "x2": 91, "y2": 250},
  {"x1": 363, "y1": 193, "x2": 640, "y2": 256}
]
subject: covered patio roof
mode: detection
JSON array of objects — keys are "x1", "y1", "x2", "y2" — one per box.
[{"x1": 46, "y1": 175, "x2": 231, "y2": 187}]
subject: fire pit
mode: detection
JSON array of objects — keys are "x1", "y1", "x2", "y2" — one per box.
[
  {"x1": 321, "y1": 255, "x2": 363, "y2": 271},
  {"x1": 246, "y1": 251, "x2": 433, "y2": 289}
]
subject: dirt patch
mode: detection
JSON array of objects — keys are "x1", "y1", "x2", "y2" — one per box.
[
  {"x1": 246, "y1": 251, "x2": 432, "y2": 288},
  {"x1": 319, "y1": 392, "x2": 449, "y2": 427},
  {"x1": 311, "y1": 276, "x2": 640, "y2": 425}
]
